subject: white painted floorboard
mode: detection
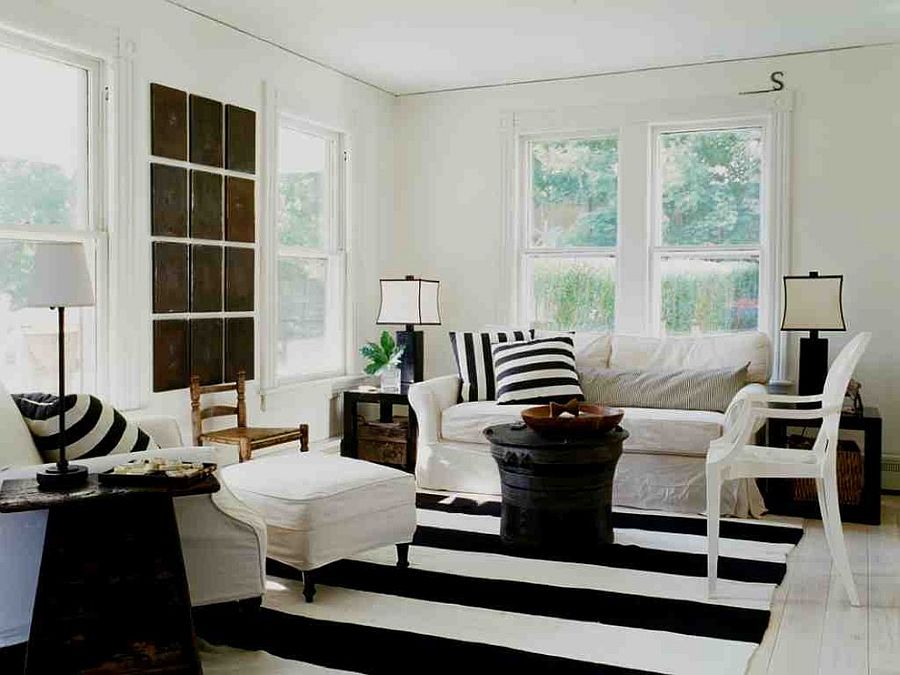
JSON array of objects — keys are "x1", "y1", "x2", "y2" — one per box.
[{"x1": 748, "y1": 495, "x2": 900, "y2": 675}]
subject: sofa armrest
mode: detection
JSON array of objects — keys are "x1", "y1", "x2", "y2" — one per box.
[{"x1": 408, "y1": 374, "x2": 459, "y2": 443}]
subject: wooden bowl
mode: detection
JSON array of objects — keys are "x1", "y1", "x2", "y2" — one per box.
[{"x1": 521, "y1": 403, "x2": 624, "y2": 436}]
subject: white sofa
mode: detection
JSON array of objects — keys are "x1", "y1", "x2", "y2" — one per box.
[
  {"x1": 0, "y1": 382, "x2": 267, "y2": 648},
  {"x1": 409, "y1": 331, "x2": 771, "y2": 517}
]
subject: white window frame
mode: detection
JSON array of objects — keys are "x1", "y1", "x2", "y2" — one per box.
[
  {"x1": 263, "y1": 109, "x2": 348, "y2": 388},
  {"x1": 504, "y1": 93, "x2": 792, "y2": 376},
  {"x1": 517, "y1": 129, "x2": 621, "y2": 331},
  {"x1": 0, "y1": 27, "x2": 109, "y2": 395},
  {"x1": 648, "y1": 117, "x2": 773, "y2": 338}
]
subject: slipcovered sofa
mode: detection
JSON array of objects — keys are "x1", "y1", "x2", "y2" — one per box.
[
  {"x1": 409, "y1": 331, "x2": 771, "y2": 517},
  {"x1": 0, "y1": 379, "x2": 267, "y2": 648}
]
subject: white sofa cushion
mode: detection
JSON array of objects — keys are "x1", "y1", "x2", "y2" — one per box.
[
  {"x1": 609, "y1": 332, "x2": 770, "y2": 384},
  {"x1": 0, "y1": 378, "x2": 41, "y2": 468},
  {"x1": 441, "y1": 401, "x2": 723, "y2": 456},
  {"x1": 222, "y1": 453, "x2": 415, "y2": 532}
]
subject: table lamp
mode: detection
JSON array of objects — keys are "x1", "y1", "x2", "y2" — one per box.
[
  {"x1": 376, "y1": 276, "x2": 441, "y2": 384},
  {"x1": 781, "y1": 271, "x2": 846, "y2": 396},
  {"x1": 26, "y1": 242, "x2": 95, "y2": 488}
]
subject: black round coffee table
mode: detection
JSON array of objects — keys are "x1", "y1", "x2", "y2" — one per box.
[{"x1": 484, "y1": 422, "x2": 629, "y2": 551}]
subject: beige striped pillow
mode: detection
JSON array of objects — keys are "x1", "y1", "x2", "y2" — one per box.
[{"x1": 580, "y1": 363, "x2": 749, "y2": 412}]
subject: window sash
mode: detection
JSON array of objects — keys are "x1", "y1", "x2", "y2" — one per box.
[{"x1": 0, "y1": 29, "x2": 105, "y2": 395}]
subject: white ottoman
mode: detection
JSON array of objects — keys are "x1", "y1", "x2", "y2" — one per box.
[{"x1": 222, "y1": 452, "x2": 416, "y2": 601}]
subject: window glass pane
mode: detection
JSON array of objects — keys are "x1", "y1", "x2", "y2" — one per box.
[
  {"x1": 659, "y1": 128, "x2": 762, "y2": 246},
  {"x1": 529, "y1": 256, "x2": 615, "y2": 331},
  {"x1": 0, "y1": 240, "x2": 90, "y2": 392},
  {"x1": 659, "y1": 256, "x2": 759, "y2": 335},
  {"x1": 277, "y1": 256, "x2": 343, "y2": 378},
  {"x1": 277, "y1": 125, "x2": 328, "y2": 249},
  {"x1": 530, "y1": 137, "x2": 618, "y2": 248},
  {"x1": 0, "y1": 44, "x2": 88, "y2": 230}
]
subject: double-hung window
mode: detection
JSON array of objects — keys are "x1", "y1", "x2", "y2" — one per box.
[
  {"x1": 521, "y1": 134, "x2": 618, "y2": 331},
  {"x1": 273, "y1": 115, "x2": 346, "y2": 383},
  {"x1": 0, "y1": 33, "x2": 103, "y2": 394},
  {"x1": 651, "y1": 123, "x2": 765, "y2": 335}
]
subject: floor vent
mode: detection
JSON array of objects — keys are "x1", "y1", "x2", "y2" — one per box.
[{"x1": 883, "y1": 456, "x2": 900, "y2": 491}]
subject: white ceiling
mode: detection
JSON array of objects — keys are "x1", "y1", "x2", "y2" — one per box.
[{"x1": 173, "y1": 0, "x2": 900, "y2": 95}]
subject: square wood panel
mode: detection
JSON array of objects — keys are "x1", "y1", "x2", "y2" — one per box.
[
  {"x1": 153, "y1": 319, "x2": 189, "y2": 392},
  {"x1": 225, "y1": 177, "x2": 255, "y2": 242},
  {"x1": 150, "y1": 84, "x2": 187, "y2": 160},
  {"x1": 152, "y1": 242, "x2": 189, "y2": 313},
  {"x1": 151, "y1": 163, "x2": 187, "y2": 237},
  {"x1": 225, "y1": 317, "x2": 254, "y2": 382},
  {"x1": 190, "y1": 170, "x2": 222, "y2": 240},
  {"x1": 190, "y1": 318, "x2": 223, "y2": 386},
  {"x1": 189, "y1": 94, "x2": 223, "y2": 167},
  {"x1": 225, "y1": 104, "x2": 256, "y2": 174},
  {"x1": 191, "y1": 244, "x2": 223, "y2": 312},
  {"x1": 225, "y1": 247, "x2": 254, "y2": 312}
]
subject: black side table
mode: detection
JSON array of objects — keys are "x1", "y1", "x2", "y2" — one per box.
[
  {"x1": 0, "y1": 474, "x2": 218, "y2": 674},
  {"x1": 341, "y1": 385, "x2": 418, "y2": 473},
  {"x1": 765, "y1": 406, "x2": 882, "y2": 525}
]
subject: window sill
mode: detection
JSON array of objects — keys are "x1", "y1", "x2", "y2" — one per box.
[{"x1": 260, "y1": 373, "x2": 369, "y2": 401}]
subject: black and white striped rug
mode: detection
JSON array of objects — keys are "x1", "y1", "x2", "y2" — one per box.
[{"x1": 212, "y1": 492, "x2": 803, "y2": 674}]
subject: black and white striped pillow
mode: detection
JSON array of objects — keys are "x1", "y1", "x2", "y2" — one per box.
[
  {"x1": 492, "y1": 336, "x2": 584, "y2": 405},
  {"x1": 449, "y1": 330, "x2": 534, "y2": 402},
  {"x1": 13, "y1": 393, "x2": 158, "y2": 462}
]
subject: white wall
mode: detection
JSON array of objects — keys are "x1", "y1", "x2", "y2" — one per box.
[
  {"x1": 395, "y1": 44, "x2": 900, "y2": 457},
  {"x1": 1, "y1": 0, "x2": 398, "y2": 446}
]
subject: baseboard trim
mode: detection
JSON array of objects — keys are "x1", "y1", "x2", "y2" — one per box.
[{"x1": 882, "y1": 455, "x2": 900, "y2": 491}]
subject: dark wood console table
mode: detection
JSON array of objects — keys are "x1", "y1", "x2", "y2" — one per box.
[
  {"x1": 341, "y1": 385, "x2": 417, "y2": 473},
  {"x1": 0, "y1": 474, "x2": 218, "y2": 674}
]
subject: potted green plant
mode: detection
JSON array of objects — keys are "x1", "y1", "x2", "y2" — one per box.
[{"x1": 360, "y1": 331, "x2": 405, "y2": 392}]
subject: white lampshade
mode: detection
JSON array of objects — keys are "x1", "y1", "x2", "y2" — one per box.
[
  {"x1": 27, "y1": 242, "x2": 95, "y2": 308},
  {"x1": 781, "y1": 274, "x2": 845, "y2": 331},
  {"x1": 376, "y1": 277, "x2": 441, "y2": 326}
]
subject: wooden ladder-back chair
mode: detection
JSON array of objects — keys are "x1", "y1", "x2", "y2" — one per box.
[{"x1": 190, "y1": 371, "x2": 309, "y2": 462}]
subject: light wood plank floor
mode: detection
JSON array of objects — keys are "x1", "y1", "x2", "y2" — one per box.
[{"x1": 749, "y1": 495, "x2": 900, "y2": 675}]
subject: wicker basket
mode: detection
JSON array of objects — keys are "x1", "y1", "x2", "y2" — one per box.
[
  {"x1": 791, "y1": 437, "x2": 863, "y2": 506},
  {"x1": 357, "y1": 415, "x2": 408, "y2": 466}
]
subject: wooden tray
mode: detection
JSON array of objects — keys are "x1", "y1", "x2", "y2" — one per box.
[
  {"x1": 98, "y1": 462, "x2": 217, "y2": 488},
  {"x1": 521, "y1": 402, "x2": 624, "y2": 436}
]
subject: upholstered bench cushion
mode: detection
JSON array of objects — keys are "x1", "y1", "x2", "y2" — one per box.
[{"x1": 222, "y1": 453, "x2": 416, "y2": 570}]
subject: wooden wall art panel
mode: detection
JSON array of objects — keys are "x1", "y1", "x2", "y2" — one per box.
[
  {"x1": 151, "y1": 163, "x2": 188, "y2": 237},
  {"x1": 152, "y1": 242, "x2": 189, "y2": 313},
  {"x1": 153, "y1": 319, "x2": 190, "y2": 392},
  {"x1": 150, "y1": 84, "x2": 187, "y2": 160},
  {"x1": 225, "y1": 177, "x2": 255, "y2": 243},
  {"x1": 190, "y1": 318, "x2": 224, "y2": 386},
  {"x1": 225, "y1": 247, "x2": 254, "y2": 312},
  {"x1": 191, "y1": 244, "x2": 223, "y2": 313},
  {"x1": 189, "y1": 95, "x2": 223, "y2": 167},
  {"x1": 190, "y1": 170, "x2": 223, "y2": 240},
  {"x1": 225, "y1": 105, "x2": 256, "y2": 174},
  {"x1": 225, "y1": 317, "x2": 254, "y2": 382}
]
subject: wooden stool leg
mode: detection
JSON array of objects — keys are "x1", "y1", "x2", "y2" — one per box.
[
  {"x1": 238, "y1": 438, "x2": 252, "y2": 463},
  {"x1": 303, "y1": 570, "x2": 316, "y2": 603},
  {"x1": 396, "y1": 543, "x2": 410, "y2": 569},
  {"x1": 299, "y1": 424, "x2": 309, "y2": 452}
]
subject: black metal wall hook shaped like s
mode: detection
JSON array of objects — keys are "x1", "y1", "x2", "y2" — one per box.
[{"x1": 739, "y1": 71, "x2": 785, "y2": 95}]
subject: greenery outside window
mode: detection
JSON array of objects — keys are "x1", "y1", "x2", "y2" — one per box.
[
  {"x1": 652, "y1": 125, "x2": 765, "y2": 335},
  {"x1": 522, "y1": 135, "x2": 618, "y2": 331},
  {"x1": 0, "y1": 36, "x2": 102, "y2": 394},
  {"x1": 275, "y1": 116, "x2": 345, "y2": 382}
]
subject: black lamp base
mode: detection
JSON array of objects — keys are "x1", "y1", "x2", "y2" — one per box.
[
  {"x1": 396, "y1": 329, "x2": 424, "y2": 384},
  {"x1": 37, "y1": 463, "x2": 88, "y2": 489},
  {"x1": 797, "y1": 335, "x2": 829, "y2": 397}
]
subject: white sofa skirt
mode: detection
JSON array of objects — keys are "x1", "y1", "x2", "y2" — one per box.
[{"x1": 415, "y1": 439, "x2": 765, "y2": 518}]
